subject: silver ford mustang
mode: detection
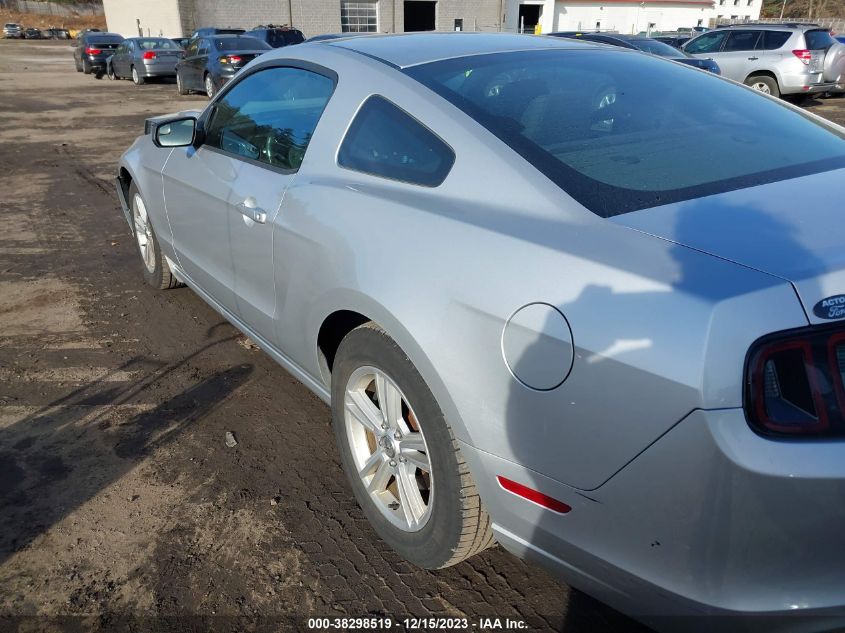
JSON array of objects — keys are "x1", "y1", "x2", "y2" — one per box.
[{"x1": 115, "y1": 33, "x2": 845, "y2": 630}]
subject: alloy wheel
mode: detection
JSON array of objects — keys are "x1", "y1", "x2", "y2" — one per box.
[
  {"x1": 205, "y1": 75, "x2": 215, "y2": 98},
  {"x1": 343, "y1": 366, "x2": 433, "y2": 532},
  {"x1": 751, "y1": 81, "x2": 771, "y2": 94},
  {"x1": 132, "y1": 193, "x2": 156, "y2": 273}
]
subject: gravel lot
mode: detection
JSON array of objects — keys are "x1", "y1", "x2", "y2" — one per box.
[{"x1": 1, "y1": 39, "x2": 843, "y2": 633}]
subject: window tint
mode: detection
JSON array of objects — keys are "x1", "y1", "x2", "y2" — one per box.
[
  {"x1": 88, "y1": 35, "x2": 124, "y2": 45},
  {"x1": 684, "y1": 30, "x2": 727, "y2": 53},
  {"x1": 405, "y1": 49, "x2": 845, "y2": 217},
  {"x1": 213, "y1": 36, "x2": 271, "y2": 51},
  {"x1": 262, "y1": 29, "x2": 305, "y2": 46},
  {"x1": 205, "y1": 66, "x2": 334, "y2": 170},
  {"x1": 338, "y1": 96, "x2": 455, "y2": 187},
  {"x1": 198, "y1": 40, "x2": 209, "y2": 55},
  {"x1": 723, "y1": 30, "x2": 760, "y2": 51},
  {"x1": 760, "y1": 30, "x2": 791, "y2": 49},
  {"x1": 805, "y1": 29, "x2": 835, "y2": 50}
]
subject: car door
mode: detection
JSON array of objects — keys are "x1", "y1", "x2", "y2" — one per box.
[
  {"x1": 161, "y1": 130, "x2": 241, "y2": 315},
  {"x1": 180, "y1": 40, "x2": 200, "y2": 89},
  {"x1": 203, "y1": 66, "x2": 336, "y2": 340},
  {"x1": 194, "y1": 38, "x2": 211, "y2": 89},
  {"x1": 715, "y1": 30, "x2": 761, "y2": 81},
  {"x1": 684, "y1": 30, "x2": 729, "y2": 72},
  {"x1": 116, "y1": 41, "x2": 131, "y2": 77}
]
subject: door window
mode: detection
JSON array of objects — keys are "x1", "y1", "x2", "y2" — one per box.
[
  {"x1": 723, "y1": 30, "x2": 761, "y2": 51},
  {"x1": 685, "y1": 30, "x2": 727, "y2": 54},
  {"x1": 204, "y1": 66, "x2": 335, "y2": 171},
  {"x1": 759, "y1": 30, "x2": 791, "y2": 50},
  {"x1": 198, "y1": 39, "x2": 209, "y2": 56},
  {"x1": 185, "y1": 40, "x2": 198, "y2": 57}
]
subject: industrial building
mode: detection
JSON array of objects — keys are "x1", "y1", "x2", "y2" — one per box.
[{"x1": 102, "y1": 0, "x2": 759, "y2": 41}]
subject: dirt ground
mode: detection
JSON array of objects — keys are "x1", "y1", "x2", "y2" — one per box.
[
  {"x1": 0, "y1": 40, "x2": 655, "y2": 633},
  {"x1": 1, "y1": 39, "x2": 844, "y2": 633}
]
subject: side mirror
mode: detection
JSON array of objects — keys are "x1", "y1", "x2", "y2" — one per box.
[{"x1": 153, "y1": 116, "x2": 199, "y2": 148}]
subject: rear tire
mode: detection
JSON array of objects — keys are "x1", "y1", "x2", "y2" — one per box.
[
  {"x1": 75, "y1": 56, "x2": 82, "y2": 72},
  {"x1": 82, "y1": 58, "x2": 92, "y2": 75},
  {"x1": 177, "y1": 71, "x2": 189, "y2": 95},
  {"x1": 331, "y1": 322, "x2": 494, "y2": 569},
  {"x1": 128, "y1": 183, "x2": 181, "y2": 290},
  {"x1": 131, "y1": 66, "x2": 145, "y2": 85},
  {"x1": 744, "y1": 74, "x2": 780, "y2": 98},
  {"x1": 204, "y1": 73, "x2": 215, "y2": 99}
]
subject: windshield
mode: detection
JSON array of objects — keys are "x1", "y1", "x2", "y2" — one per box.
[
  {"x1": 137, "y1": 38, "x2": 180, "y2": 50},
  {"x1": 214, "y1": 36, "x2": 271, "y2": 51},
  {"x1": 406, "y1": 49, "x2": 845, "y2": 217},
  {"x1": 630, "y1": 38, "x2": 690, "y2": 58}
]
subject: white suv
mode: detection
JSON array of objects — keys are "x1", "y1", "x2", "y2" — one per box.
[
  {"x1": 683, "y1": 24, "x2": 845, "y2": 97},
  {"x1": 3, "y1": 23, "x2": 23, "y2": 39}
]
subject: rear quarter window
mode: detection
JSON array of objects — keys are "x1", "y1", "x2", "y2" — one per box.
[{"x1": 338, "y1": 96, "x2": 455, "y2": 187}]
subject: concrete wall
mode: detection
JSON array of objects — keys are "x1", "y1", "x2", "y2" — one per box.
[
  {"x1": 102, "y1": 0, "x2": 184, "y2": 37},
  {"x1": 504, "y1": 0, "x2": 726, "y2": 34},
  {"x1": 2, "y1": 1, "x2": 103, "y2": 16},
  {"x1": 554, "y1": 1, "x2": 715, "y2": 33}
]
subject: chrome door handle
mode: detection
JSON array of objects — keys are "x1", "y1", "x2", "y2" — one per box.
[
  {"x1": 236, "y1": 201, "x2": 267, "y2": 224},
  {"x1": 747, "y1": 56, "x2": 759, "y2": 60}
]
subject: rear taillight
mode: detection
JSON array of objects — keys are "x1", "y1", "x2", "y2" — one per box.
[
  {"x1": 745, "y1": 326, "x2": 845, "y2": 436},
  {"x1": 85, "y1": 46, "x2": 101, "y2": 55},
  {"x1": 792, "y1": 49, "x2": 812, "y2": 64},
  {"x1": 143, "y1": 51, "x2": 157, "y2": 60},
  {"x1": 219, "y1": 54, "x2": 242, "y2": 64}
]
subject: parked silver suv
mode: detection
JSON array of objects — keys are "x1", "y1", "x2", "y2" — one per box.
[
  {"x1": 683, "y1": 24, "x2": 845, "y2": 97},
  {"x1": 3, "y1": 23, "x2": 23, "y2": 39}
]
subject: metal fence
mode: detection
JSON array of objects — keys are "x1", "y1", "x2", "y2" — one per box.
[
  {"x1": 712, "y1": 16, "x2": 845, "y2": 30},
  {"x1": 0, "y1": 0, "x2": 103, "y2": 16}
]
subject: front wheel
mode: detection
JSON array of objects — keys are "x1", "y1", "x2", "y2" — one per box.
[
  {"x1": 106, "y1": 63, "x2": 116, "y2": 80},
  {"x1": 331, "y1": 323, "x2": 494, "y2": 569},
  {"x1": 131, "y1": 66, "x2": 145, "y2": 85},
  {"x1": 129, "y1": 183, "x2": 181, "y2": 290},
  {"x1": 744, "y1": 74, "x2": 780, "y2": 98}
]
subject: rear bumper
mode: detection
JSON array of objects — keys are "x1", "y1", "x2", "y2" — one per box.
[
  {"x1": 464, "y1": 408, "x2": 845, "y2": 630},
  {"x1": 140, "y1": 61, "x2": 178, "y2": 77},
  {"x1": 781, "y1": 70, "x2": 836, "y2": 94}
]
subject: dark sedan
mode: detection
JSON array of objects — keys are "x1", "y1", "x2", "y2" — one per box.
[
  {"x1": 74, "y1": 32, "x2": 124, "y2": 75},
  {"x1": 549, "y1": 32, "x2": 721, "y2": 74},
  {"x1": 176, "y1": 34, "x2": 271, "y2": 98},
  {"x1": 107, "y1": 37, "x2": 183, "y2": 84}
]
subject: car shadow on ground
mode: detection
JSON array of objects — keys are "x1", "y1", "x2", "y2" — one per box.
[{"x1": 0, "y1": 339, "x2": 252, "y2": 568}]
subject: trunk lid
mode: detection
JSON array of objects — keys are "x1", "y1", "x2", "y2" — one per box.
[{"x1": 612, "y1": 168, "x2": 845, "y2": 324}]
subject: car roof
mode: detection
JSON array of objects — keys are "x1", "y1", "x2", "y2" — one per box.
[
  {"x1": 715, "y1": 23, "x2": 816, "y2": 30},
  {"x1": 325, "y1": 32, "x2": 599, "y2": 69}
]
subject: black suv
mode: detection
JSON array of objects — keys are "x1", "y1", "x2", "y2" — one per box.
[{"x1": 248, "y1": 25, "x2": 304, "y2": 48}]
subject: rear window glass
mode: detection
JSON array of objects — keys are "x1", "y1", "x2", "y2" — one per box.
[
  {"x1": 88, "y1": 35, "x2": 123, "y2": 45},
  {"x1": 338, "y1": 96, "x2": 455, "y2": 187},
  {"x1": 805, "y1": 29, "x2": 835, "y2": 49},
  {"x1": 137, "y1": 38, "x2": 180, "y2": 50},
  {"x1": 263, "y1": 29, "x2": 305, "y2": 46},
  {"x1": 214, "y1": 36, "x2": 271, "y2": 51},
  {"x1": 405, "y1": 49, "x2": 845, "y2": 217},
  {"x1": 761, "y1": 30, "x2": 791, "y2": 49}
]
